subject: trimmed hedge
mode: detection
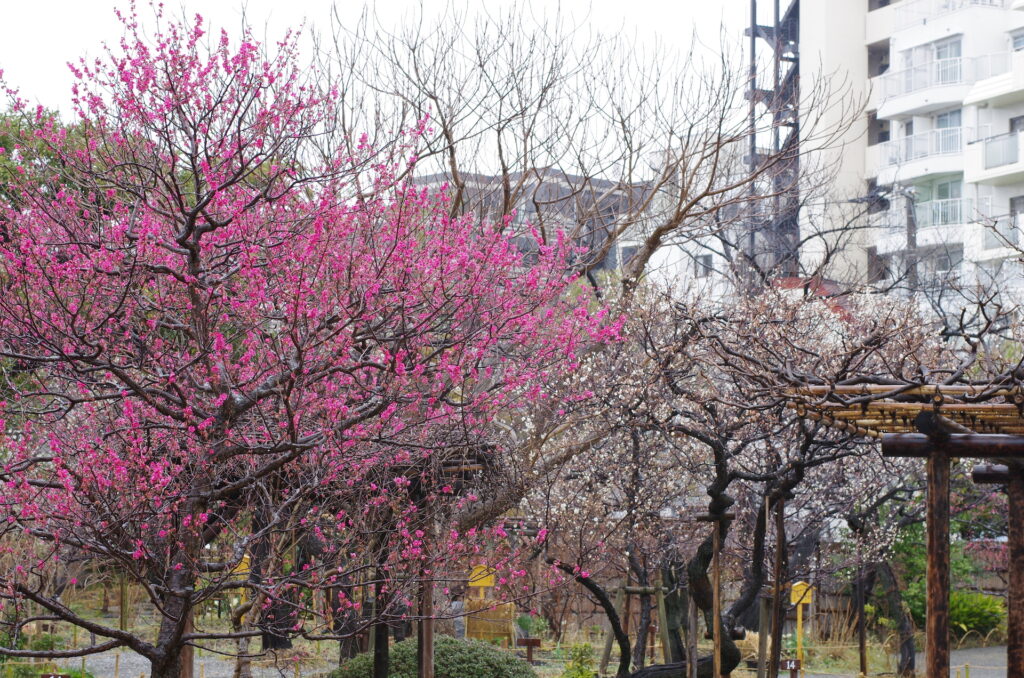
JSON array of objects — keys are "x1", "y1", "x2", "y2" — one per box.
[{"x1": 330, "y1": 635, "x2": 537, "y2": 678}]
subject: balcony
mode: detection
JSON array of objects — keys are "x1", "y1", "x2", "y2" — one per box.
[
  {"x1": 878, "y1": 58, "x2": 976, "y2": 117},
  {"x1": 916, "y1": 197, "x2": 973, "y2": 227},
  {"x1": 895, "y1": 0, "x2": 1005, "y2": 29},
  {"x1": 875, "y1": 128, "x2": 964, "y2": 182},
  {"x1": 965, "y1": 131, "x2": 1024, "y2": 184},
  {"x1": 964, "y1": 51, "x2": 1024, "y2": 106},
  {"x1": 872, "y1": 198, "x2": 974, "y2": 255}
]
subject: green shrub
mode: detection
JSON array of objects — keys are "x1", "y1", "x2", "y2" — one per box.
[
  {"x1": 515, "y1": 614, "x2": 549, "y2": 638},
  {"x1": 949, "y1": 591, "x2": 1005, "y2": 637},
  {"x1": 28, "y1": 633, "x2": 63, "y2": 652},
  {"x1": 905, "y1": 585, "x2": 1004, "y2": 637},
  {"x1": 560, "y1": 643, "x2": 595, "y2": 678},
  {"x1": 330, "y1": 635, "x2": 537, "y2": 678}
]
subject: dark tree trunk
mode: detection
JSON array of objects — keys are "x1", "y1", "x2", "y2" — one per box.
[
  {"x1": 332, "y1": 586, "x2": 360, "y2": 663},
  {"x1": 686, "y1": 519, "x2": 741, "y2": 676},
  {"x1": 660, "y1": 563, "x2": 686, "y2": 663},
  {"x1": 549, "y1": 560, "x2": 631, "y2": 678},
  {"x1": 152, "y1": 593, "x2": 191, "y2": 678},
  {"x1": 373, "y1": 577, "x2": 389, "y2": 678},
  {"x1": 630, "y1": 552, "x2": 652, "y2": 669},
  {"x1": 729, "y1": 494, "x2": 770, "y2": 632},
  {"x1": 151, "y1": 652, "x2": 184, "y2": 678},
  {"x1": 877, "y1": 561, "x2": 914, "y2": 676}
]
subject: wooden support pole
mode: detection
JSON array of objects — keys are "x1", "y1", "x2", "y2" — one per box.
[
  {"x1": 695, "y1": 512, "x2": 734, "y2": 678},
  {"x1": 769, "y1": 499, "x2": 785, "y2": 678},
  {"x1": 926, "y1": 450, "x2": 951, "y2": 678},
  {"x1": 180, "y1": 608, "x2": 194, "y2": 678},
  {"x1": 119, "y1": 575, "x2": 128, "y2": 632},
  {"x1": 856, "y1": 548, "x2": 867, "y2": 677},
  {"x1": 756, "y1": 593, "x2": 770, "y2": 678},
  {"x1": 688, "y1": 594, "x2": 699, "y2": 678},
  {"x1": 656, "y1": 577, "x2": 672, "y2": 664},
  {"x1": 713, "y1": 527, "x2": 722, "y2": 678},
  {"x1": 1009, "y1": 467, "x2": 1024, "y2": 678}
]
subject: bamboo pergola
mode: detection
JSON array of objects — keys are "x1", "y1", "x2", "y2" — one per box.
[
  {"x1": 788, "y1": 383, "x2": 1024, "y2": 678},
  {"x1": 788, "y1": 384, "x2": 1024, "y2": 437}
]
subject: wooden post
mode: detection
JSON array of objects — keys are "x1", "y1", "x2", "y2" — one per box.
[
  {"x1": 769, "y1": 498, "x2": 785, "y2": 678},
  {"x1": 756, "y1": 594, "x2": 770, "y2": 678},
  {"x1": 687, "y1": 594, "x2": 698, "y2": 678},
  {"x1": 857, "y1": 547, "x2": 867, "y2": 677},
  {"x1": 119, "y1": 575, "x2": 128, "y2": 631},
  {"x1": 1009, "y1": 467, "x2": 1024, "y2": 678},
  {"x1": 656, "y1": 577, "x2": 672, "y2": 664},
  {"x1": 926, "y1": 450, "x2": 951, "y2": 678},
  {"x1": 417, "y1": 579, "x2": 434, "y2": 678},
  {"x1": 712, "y1": 527, "x2": 722, "y2": 678},
  {"x1": 694, "y1": 511, "x2": 734, "y2": 678},
  {"x1": 180, "y1": 608, "x2": 194, "y2": 678}
]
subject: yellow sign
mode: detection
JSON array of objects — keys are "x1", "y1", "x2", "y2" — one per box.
[
  {"x1": 468, "y1": 565, "x2": 496, "y2": 588},
  {"x1": 789, "y1": 580, "x2": 813, "y2": 606}
]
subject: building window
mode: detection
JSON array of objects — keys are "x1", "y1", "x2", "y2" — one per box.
[
  {"x1": 934, "y1": 109, "x2": 961, "y2": 129},
  {"x1": 1012, "y1": 32, "x2": 1024, "y2": 52},
  {"x1": 934, "y1": 38, "x2": 961, "y2": 61},
  {"x1": 695, "y1": 254, "x2": 713, "y2": 278},
  {"x1": 935, "y1": 178, "x2": 962, "y2": 201}
]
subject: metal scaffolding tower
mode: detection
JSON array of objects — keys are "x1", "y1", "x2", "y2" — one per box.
[{"x1": 745, "y1": 0, "x2": 801, "y2": 280}]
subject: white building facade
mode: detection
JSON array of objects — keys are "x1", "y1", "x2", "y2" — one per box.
[
  {"x1": 798, "y1": 0, "x2": 1024, "y2": 303},
  {"x1": 659, "y1": 0, "x2": 1024, "y2": 305}
]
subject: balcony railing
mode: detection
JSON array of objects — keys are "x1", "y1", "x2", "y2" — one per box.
[
  {"x1": 974, "y1": 52, "x2": 1014, "y2": 80},
  {"x1": 916, "y1": 198, "x2": 972, "y2": 227},
  {"x1": 883, "y1": 127, "x2": 963, "y2": 166},
  {"x1": 884, "y1": 58, "x2": 968, "y2": 97},
  {"x1": 984, "y1": 132, "x2": 1021, "y2": 169},
  {"x1": 895, "y1": 0, "x2": 1005, "y2": 29}
]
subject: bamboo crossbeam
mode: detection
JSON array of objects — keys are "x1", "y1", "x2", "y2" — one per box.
[
  {"x1": 792, "y1": 384, "x2": 1021, "y2": 397},
  {"x1": 812, "y1": 402, "x2": 1020, "y2": 413}
]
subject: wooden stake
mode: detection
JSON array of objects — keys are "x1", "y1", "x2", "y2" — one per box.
[
  {"x1": 687, "y1": 594, "x2": 698, "y2": 678},
  {"x1": 114, "y1": 652, "x2": 120, "y2": 678},
  {"x1": 655, "y1": 575, "x2": 672, "y2": 664},
  {"x1": 769, "y1": 498, "x2": 785, "y2": 678},
  {"x1": 119, "y1": 575, "x2": 128, "y2": 632},
  {"x1": 756, "y1": 594, "x2": 770, "y2": 678},
  {"x1": 712, "y1": 527, "x2": 721, "y2": 678},
  {"x1": 857, "y1": 545, "x2": 867, "y2": 676}
]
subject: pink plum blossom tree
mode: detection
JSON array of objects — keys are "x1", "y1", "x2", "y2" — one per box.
[{"x1": 0, "y1": 7, "x2": 615, "y2": 677}]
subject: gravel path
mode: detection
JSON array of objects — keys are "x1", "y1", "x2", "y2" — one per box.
[
  {"x1": 917, "y1": 646, "x2": 1008, "y2": 678},
  {"x1": 54, "y1": 649, "x2": 332, "y2": 677}
]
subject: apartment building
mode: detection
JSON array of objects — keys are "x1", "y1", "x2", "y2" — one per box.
[
  {"x1": 858, "y1": 0, "x2": 1024, "y2": 301},
  {"x1": 661, "y1": 0, "x2": 1024, "y2": 307}
]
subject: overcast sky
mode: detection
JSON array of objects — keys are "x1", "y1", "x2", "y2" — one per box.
[{"x1": 0, "y1": 0, "x2": 753, "y2": 112}]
